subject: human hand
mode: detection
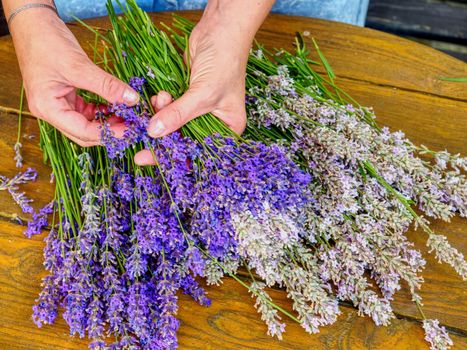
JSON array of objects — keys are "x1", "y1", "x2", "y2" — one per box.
[
  {"x1": 135, "y1": 0, "x2": 274, "y2": 165},
  {"x1": 146, "y1": 14, "x2": 249, "y2": 139},
  {"x1": 9, "y1": 7, "x2": 139, "y2": 146}
]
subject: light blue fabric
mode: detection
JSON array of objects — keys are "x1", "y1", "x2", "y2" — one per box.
[
  {"x1": 56, "y1": 0, "x2": 369, "y2": 26},
  {"x1": 56, "y1": 0, "x2": 154, "y2": 22}
]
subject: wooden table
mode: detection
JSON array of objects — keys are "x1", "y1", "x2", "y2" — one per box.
[{"x1": 0, "y1": 12, "x2": 466, "y2": 350}]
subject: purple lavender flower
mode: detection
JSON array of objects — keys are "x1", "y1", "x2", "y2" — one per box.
[
  {"x1": 1, "y1": 168, "x2": 37, "y2": 214},
  {"x1": 24, "y1": 201, "x2": 54, "y2": 238},
  {"x1": 100, "y1": 187, "x2": 127, "y2": 250},
  {"x1": 180, "y1": 274, "x2": 211, "y2": 306},
  {"x1": 100, "y1": 94, "x2": 151, "y2": 159},
  {"x1": 8, "y1": 189, "x2": 34, "y2": 214},
  {"x1": 191, "y1": 136, "x2": 312, "y2": 259},
  {"x1": 127, "y1": 282, "x2": 152, "y2": 342},
  {"x1": 152, "y1": 259, "x2": 181, "y2": 350},
  {"x1": 113, "y1": 171, "x2": 134, "y2": 202},
  {"x1": 106, "y1": 288, "x2": 128, "y2": 336},
  {"x1": 32, "y1": 274, "x2": 60, "y2": 327},
  {"x1": 129, "y1": 77, "x2": 146, "y2": 92},
  {"x1": 86, "y1": 294, "x2": 105, "y2": 340}
]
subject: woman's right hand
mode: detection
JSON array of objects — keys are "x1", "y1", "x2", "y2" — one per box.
[{"x1": 8, "y1": 4, "x2": 139, "y2": 146}]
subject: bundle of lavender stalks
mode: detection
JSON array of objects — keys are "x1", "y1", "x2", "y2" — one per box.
[{"x1": 3, "y1": 1, "x2": 466, "y2": 349}]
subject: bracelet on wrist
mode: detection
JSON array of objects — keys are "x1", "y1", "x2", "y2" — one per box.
[{"x1": 7, "y1": 2, "x2": 58, "y2": 28}]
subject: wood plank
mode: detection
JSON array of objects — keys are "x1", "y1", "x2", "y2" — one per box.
[
  {"x1": 366, "y1": 0, "x2": 467, "y2": 43},
  {"x1": 0, "y1": 110, "x2": 54, "y2": 221},
  {"x1": 406, "y1": 37, "x2": 467, "y2": 63},
  {"x1": 0, "y1": 220, "x2": 466, "y2": 350},
  {"x1": 398, "y1": 215, "x2": 467, "y2": 331},
  {"x1": 335, "y1": 77, "x2": 467, "y2": 155},
  {"x1": 0, "y1": 11, "x2": 466, "y2": 113}
]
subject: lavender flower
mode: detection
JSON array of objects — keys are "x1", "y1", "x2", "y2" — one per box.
[
  {"x1": 14, "y1": 141, "x2": 23, "y2": 168},
  {"x1": 423, "y1": 319, "x2": 453, "y2": 350},
  {"x1": 24, "y1": 201, "x2": 54, "y2": 238},
  {"x1": 249, "y1": 281, "x2": 286, "y2": 339},
  {"x1": 427, "y1": 234, "x2": 467, "y2": 279},
  {"x1": 26, "y1": 45, "x2": 466, "y2": 350},
  {"x1": 0, "y1": 168, "x2": 37, "y2": 214},
  {"x1": 32, "y1": 274, "x2": 60, "y2": 327}
]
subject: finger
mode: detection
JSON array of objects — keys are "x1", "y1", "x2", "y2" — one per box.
[
  {"x1": 59, "y1": 128, "x2": 97, "y2": 147},
  {"x1": 151, "y1": 91, "x2": 173, "y2": 112},
  {"x1": 43, "y1": 99, "x2": 126, "y2": 145},
  {"x1": 70, "y1": 62, "x2": 140, "y2": 106},
  {"x1": 106, "y1": 115, "x2": 125, "y2": 125},
  {"x1": 73, "y1": 95, "x2": 100, "y2": 120},
  {"x1": 134, "y1": 149, "x2": 158, "y2": 166},
  {"x1": 48, "y1": 109, "x2": 101, "y2": 144},
  {"x1": 147, "y1": 90, "x2": 208, "y2": 138},
  {"x1": 54, "y1": 112, "x2": 127, "y2": 144},
  {"x1": 212, "y1": 106, "x2": 247, "y2": 136}
]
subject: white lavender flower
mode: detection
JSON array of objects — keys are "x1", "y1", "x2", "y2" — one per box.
[
  {"x1": 232, "y1": 204, "x2": 302, "y2": 286},
  {"x1": 281, "y1": 262, "x2": 340, "y2": 332},
  {"x1": 203, "y1": 257, "x2": 239, "y2": 286},
  {"x1": 146, "y1": 66, "x2": 155, "y2": 79},
  {"x1": 247, "y1": 67, "x2": 467, "y2": 287},
  {"x1": 422, "y1": 319, "x2": 453, "y2": 350},
  {"x1": 233, "y1": 204, "x2": 341, "y2": 334},
  {"x1": 14, "y1": 142, "x2": 23, "y2": 168},
  {"x1": 249, "y1": 281, "x2": 286, "y2": 339},
  {"x1": 203, "y1": 260, "x2": 224, "y2": 286},
  {"x1": 427, "y1": 234, "x2": 467, "y2": 279}
]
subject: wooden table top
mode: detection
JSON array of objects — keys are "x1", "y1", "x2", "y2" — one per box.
[{"x1": 0, "y1": 11, "x2": 466, "y2": 350}]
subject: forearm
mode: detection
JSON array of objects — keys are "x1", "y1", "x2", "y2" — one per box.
[
  {"x1": 2, "y1": 0, "x2": 60, "y2": 53},
  {"x1": 2, "y1": 0, "x2": 66, "y2": 82},
  {"x1": 201, "y1": 0, "x2": 275, "y2": 54}
]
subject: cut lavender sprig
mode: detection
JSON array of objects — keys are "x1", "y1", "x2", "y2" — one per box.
[
  {"x1": 1, "y1": 168, "x2": 37, "y2": 214},
  {"x1": 24, "y1": 201, "x2": 54, "y2": 238},
  {"x1": 14, "y1": 142, "x2": 23, "y2": 168}
]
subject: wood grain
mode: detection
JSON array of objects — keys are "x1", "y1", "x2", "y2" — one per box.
[
  {"x1": 0, "y1": 111, "x2": 54, "y2": 221},
  {"x1": 0, "y1": 11, "x2": 466, "y2": 349},
  {"x1": 0, "y1": 220, "x2": 466, "y2": 350}
]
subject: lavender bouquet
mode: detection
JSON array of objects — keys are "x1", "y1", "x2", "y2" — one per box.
[{"x1": 4, "y1": 1, "x2": 465, "y2": 349}]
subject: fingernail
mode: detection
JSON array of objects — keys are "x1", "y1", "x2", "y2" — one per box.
[
  {"x1": 123, "y1": 89, "x2": 139, "y2": 104},
  {"x1": 149, "y1": 119, "x2": 165, "y2": 137}
]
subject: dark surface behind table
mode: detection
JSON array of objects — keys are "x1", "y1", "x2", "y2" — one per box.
[
  {"x1": 0, "y1": 3, "x2": 6, "y2": 36},
  {"x1": 0, "y1": 1, "x2": 466, "y2": 61},
  {"x1": 366, "y1": 0, "x2": 467, "y2": 62}
]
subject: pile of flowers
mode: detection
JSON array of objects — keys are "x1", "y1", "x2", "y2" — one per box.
[{"x1": 4, "y1": 1, "x2": 465, "y2": 349}]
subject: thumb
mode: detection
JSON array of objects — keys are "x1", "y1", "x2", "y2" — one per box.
[
  {"x1": 71, "y1": 62, "x2": 139, "y2": 106},
  {"x1": 147, "y1": 90, "x2": 207, "y2": 138}
]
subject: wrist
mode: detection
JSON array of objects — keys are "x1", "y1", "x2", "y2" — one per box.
[
  {"x1": 199, "y1": 0, "x2": 274, "y2": 52},
  {"x1": 9, "y1": 4, "x2": 60, "y2": 39},
  {"x1": 3, "y1": 0, "x2": 55, "y2": 19},
  {"x1": 197, "y1": 11, "x2": 253, "y2": 58},
  {"x1": 10, "y1": 8, "x2": 63, "y2": 75}
]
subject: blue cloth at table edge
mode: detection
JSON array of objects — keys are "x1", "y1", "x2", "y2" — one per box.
[{"x1": 55, "y1": 0, "x2": 369, "y2": 26}]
